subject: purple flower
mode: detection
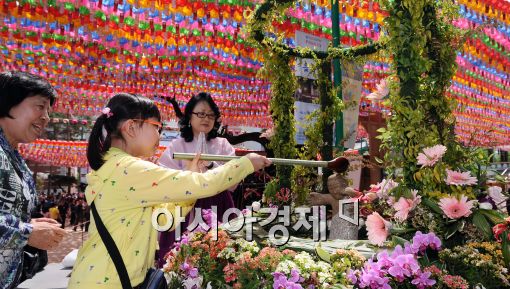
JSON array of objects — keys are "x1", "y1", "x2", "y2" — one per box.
[
  {"x1": 410, "y1": 232, "x2": 442, "y2": 254},
  {"x1": 375, "y1": 251, "x2": 392, "y2": 270},
  {"x1": 359, "y1": 270, "x2": 391, "y2": 289},
  {"x1": 289, "y1": 269, "x2": 304, "y2": 283},
  {"x1": 388, "y1": 254, "x2": 420, "y2": 282},
  {"x1": 403, "y1": 243, "x2": 414, "y2": 255},
  {"x1": 272, "y1": 272, "x2": 288, "y2": 289},
  {"x1": 411, "y1": 271, "x2": 436, "y2": 289},
  {"x1": 390, "y1": 245, "x2": 405, "y2": 258},
  {"x1": 173, "y1": 234, "x2": 190, "y2": 251},
  {"x1": 353, "y1": 231, "x2": 441, "y2": 289},
  {"x1": 272, "y1": 270, "x2": 304, "y2": 289},
  {"x1": 347, "y1": 269, "x2": 359, "y2": 284},
  {"x1": 180, "y1": 260, "x2": 200, "y2": 279},
  {"x1": 180, "y1": 261, "x2": 191, "y2": 272},
  {"x1": 189, "y1": 268, "x2": 199, "y2": 278},
  {"x1": 202, "y1": 209, "x2": 219, "y2": 228}
]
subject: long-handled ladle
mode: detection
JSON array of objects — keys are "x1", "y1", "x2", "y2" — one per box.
[{"x1": 172, "y1": 153, "x2": 350, "y2": 173}]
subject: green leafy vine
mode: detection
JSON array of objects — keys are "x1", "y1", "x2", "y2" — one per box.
[
  {"x1": 246, "y1": 0, "x2": 382, "y2": 203},
  {"x1": 376, "y1": 0, "x2": 489, "y2": 199}
]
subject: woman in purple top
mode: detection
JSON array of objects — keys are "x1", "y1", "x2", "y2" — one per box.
[{"x1": 157, "y1": 92, "x2": 238, "y2": 265}]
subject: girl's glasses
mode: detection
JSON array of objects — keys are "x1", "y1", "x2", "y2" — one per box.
[
  {"x1": 132, "y1": 119, "x2": 163, "y2": 134},
  {"x1": 192, "y1": 112, "x2": 217, "y2": 120}
]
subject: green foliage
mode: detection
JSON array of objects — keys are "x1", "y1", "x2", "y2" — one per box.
[
  {"x1": 263, "y1": 52, "x2": 298, "y2": 192},
  {"x1": 439, "y1": 242, "x2": 510, "y2": 288},
  {"x1": 376, "y1": 0, "x2": 490, "y2": 199},
  {"x1": 263, "y1": 178, "x2": 279, "y2": 204},
  {"x1": 292, "y1": 59, "x2": 347, "y2": 204},
  {"x1": 247, "y1": 0, "x2": 381, "y2": 202}
]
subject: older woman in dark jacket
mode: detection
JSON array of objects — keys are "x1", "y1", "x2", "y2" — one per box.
[{"x1": 0, "y1": 71, "x2": 66, "y2": 289}]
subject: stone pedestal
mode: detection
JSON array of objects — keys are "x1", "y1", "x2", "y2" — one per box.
[
  {"x1": 308, "y1": 173, "x2": 359, "y2": 240},
  {"x1": 329, "y1": 206, "x2": 358, "y2": 240}
]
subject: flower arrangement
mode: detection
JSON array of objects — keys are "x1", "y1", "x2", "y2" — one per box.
[
  {"x1": 348, "y1": 231, "x2": 440, "y2": 289},
  {"x1": 359, "y1": 144, "x2": 506, "y2": 247},
  {"x1": 165, "y1": 227, "x2": 507, "y2": 289},
  {"x1": 438, "y1": 242, "x2": 510, "y2": 288},
  {"x1": 352, "y1": 142, "x2": 510, "y2": 288},
  {"x1": 330, "y1": 249, "x2": 366, "y2": 285},
  {"x1": 423, "y1": 266, "x2": 469, "y2": 289},
  {"x1": 163, "y1": 211, "x2": 366, "y2": 289}
]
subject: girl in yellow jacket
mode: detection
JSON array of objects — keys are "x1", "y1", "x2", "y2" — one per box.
[{"x1": 68, "y1": 93, "x2": 270, "y2": 289}]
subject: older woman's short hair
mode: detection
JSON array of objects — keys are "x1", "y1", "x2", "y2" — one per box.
[{"x1": 0, "y1": 71, "x2": 57, "y2": 118}]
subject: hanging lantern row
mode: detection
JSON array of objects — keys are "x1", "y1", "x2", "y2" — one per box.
[
  {"x1": 1, "y1": 0, "x2": 509, "y2": 147},
  {"x1": 18, "y1": 139, "x2": 166, "y2": 168}
]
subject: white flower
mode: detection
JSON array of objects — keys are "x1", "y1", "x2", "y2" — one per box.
[
  {"x1": 488, "y1": 186, "x2": 507, "y2": 212},
  {"x1": 479, "y1": 202, "x2": 493, "y2": 210},
  {"x1": 251, "y1": 201, "x2": 261, "y2": 211},
  {"x1": 218, "y1": 247, "x2": 236, "y2": 260},
  {"x1": 235, "y1": 239, "x2": 260, "y2": 254},
  {"x1": 318, "y1": 271, "x2": 333, "y2": 283},
  {"x1": 289, "y1": 252, "x2": 332, "y2": 281},
  {"x1": 275, "y1": 260, "x2": 298, "y2": 274},
  {"x1": 183, "y1": 276, "x2": 203, "y2": 289}
]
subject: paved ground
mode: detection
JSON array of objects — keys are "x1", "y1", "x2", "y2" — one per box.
[{"x1": 47, "y1": 223, "x2": 88, "y2": 264}]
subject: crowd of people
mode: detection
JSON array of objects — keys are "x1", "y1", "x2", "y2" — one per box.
[{"x1": 35, "y1": 190, "x2": 90, "y2": 232}]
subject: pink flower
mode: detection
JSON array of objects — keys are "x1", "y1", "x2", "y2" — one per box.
[
  {"x1": 438, "y1": 195, "x2": 475, "y2": 219},
  {"x1": 366, "y1": 212, "x2": 392, "y2": 246},
  {"x1": 417, "y1": 145, "x2": 447, "y2": 167},
  {"x1": 372, "y1": 179, "x2": 399, "y2": 199},
  {"x1": 366, "y1": 78, "x2": 389, "y2": 100},
  {"x1": 393, "y1": 190, "x2": 422, "y2": 222},
  {"x1": 445, "y1": 169, "x2": 478, "y2": 186}
]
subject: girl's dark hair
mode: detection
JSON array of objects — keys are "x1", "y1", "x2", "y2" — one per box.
[
  {"x1": 179, "y1": 92, "x2": 221, "y2": 142},
  {"x1": 87, "y1": 93, "x2": 161, "y2": 170},
  {"x1": 0, "y1": 71, "x2": 57, "y2": 118}
]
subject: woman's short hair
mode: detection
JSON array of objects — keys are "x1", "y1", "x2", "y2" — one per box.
[
  {"x1": 179, "y1": 92, "x2": 221, "y2": 142},
  {"x1": 0, "y1": 71, "x2": 57, "y2": 118}
]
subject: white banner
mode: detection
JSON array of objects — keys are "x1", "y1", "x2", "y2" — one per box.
[
  {"x1": 340, "y1": 61, "x2": 363, "y2": 149},
  {"x1": 294, "y1": 101, "x2": 320, "y2": 145},
  {"x1": 294, "y1": 31, "x2": 329, "y2": 79}
]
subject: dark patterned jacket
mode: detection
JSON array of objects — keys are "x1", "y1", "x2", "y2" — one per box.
[{"x1": 0, "y1": 137, "x2": 36, "y2": 289}]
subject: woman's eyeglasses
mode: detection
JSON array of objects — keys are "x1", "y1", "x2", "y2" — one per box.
[
  {"x1": 132, "y1": 119, "x2": 163, "y2": 134},
  {"x1": 192, "y1": 112, "x2": 217, "y2": 120}
]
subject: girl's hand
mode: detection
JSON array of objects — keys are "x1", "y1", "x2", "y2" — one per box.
[
  {"x1": 185, "y1": 153, "x2": 206, "y2": 172},
  {"x1": 245, "y1": 153, "x2": 272, "y2": 171}
]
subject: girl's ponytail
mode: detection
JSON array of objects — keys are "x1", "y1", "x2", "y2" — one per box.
[{"x1": 87, "y1": 115, "x2": 111, "y2": 170}]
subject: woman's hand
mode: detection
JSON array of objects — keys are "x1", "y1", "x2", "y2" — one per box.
[
  {"x1": 245, "y1": 153, "x2": 272, "y2": 171},
  {"x1": 28, "y1": 218, "x2": 67, "y2": 250},
  {"x1": 31, "y1": 217, "x2": 60, "y2": 224}
]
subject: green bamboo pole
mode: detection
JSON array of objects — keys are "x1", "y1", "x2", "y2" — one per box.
[{"x1": 331, "y1": 0, "x2": 344, "y2": 151}]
